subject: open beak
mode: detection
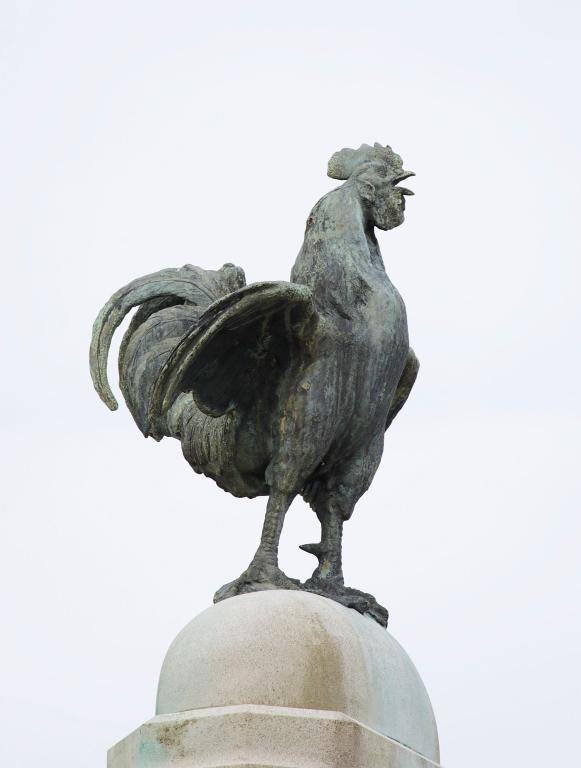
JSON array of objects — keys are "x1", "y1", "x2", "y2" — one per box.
[{"x1": 393, "y1": 171, "x2": 415, "y2": 196}]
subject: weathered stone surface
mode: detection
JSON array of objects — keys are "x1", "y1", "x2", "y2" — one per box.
[
  {"x1": 109, "y1": 592, "x2": 440, "y2": 768},
  {"x1": 108, "y1": 704, "x2": 441, "y2": 768},
  {"x1": 156, "y1": 591, "x2": 439, "y2": 763},
  {"x1": 90, "y1": 144, "x2": 418, "y2": 623}
]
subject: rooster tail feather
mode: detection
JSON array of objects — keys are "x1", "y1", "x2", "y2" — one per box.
[{"x1": 89, "y1": 263, "x2": 246, "y2": 416}]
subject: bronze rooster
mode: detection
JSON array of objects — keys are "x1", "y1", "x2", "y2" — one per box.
[{"x1": 90, "y1": 143, "x2": 418, "y2": 626}]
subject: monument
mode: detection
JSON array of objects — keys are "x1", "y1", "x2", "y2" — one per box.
[{"x1": 91, "y1": 144, "x2": 442, "y2": 767}]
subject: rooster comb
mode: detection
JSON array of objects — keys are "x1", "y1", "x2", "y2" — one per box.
[{"x1": 327, "y1": 143, "x2": 404, "y2": 181}]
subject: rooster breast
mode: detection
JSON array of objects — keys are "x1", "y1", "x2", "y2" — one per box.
[{"x1": 323, "y1": 276, "x2": 409, "y2": 455}]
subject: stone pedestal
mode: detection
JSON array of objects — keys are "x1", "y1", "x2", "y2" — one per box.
[{"x1": 108, "y1": 590, "x2": 441, "y2": 768}]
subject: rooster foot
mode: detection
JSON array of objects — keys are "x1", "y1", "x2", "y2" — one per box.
[
  {"x1": 302, "y1": 576, "x2": 389, "y2": 628},
  {"x1": 214, "y1": 562, "x2": 301, "y2": 604}
]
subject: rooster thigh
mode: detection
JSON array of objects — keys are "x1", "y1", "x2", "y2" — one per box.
[
  {"x1": 263, "y1": 361, "x2": 339, "y2": 495},
  {"x1": 304, "y1": 430, "x2": 385, "y2": 521}
]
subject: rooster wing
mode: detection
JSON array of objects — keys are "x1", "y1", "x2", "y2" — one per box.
[{"x1": 148, "y1": 281, "x2": 317, "y2": 437}]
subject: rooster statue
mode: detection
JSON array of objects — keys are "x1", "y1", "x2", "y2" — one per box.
[{"x1": 90, "y1": 143, "x2": 418, "y2": 626}]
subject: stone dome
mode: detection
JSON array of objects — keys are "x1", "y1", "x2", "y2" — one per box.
[{"x1": 156, "y1": 590, "x2": 439, "y2": 763}]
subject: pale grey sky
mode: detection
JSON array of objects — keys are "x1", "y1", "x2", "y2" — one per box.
[{"x1": 1, "y1": 2, "x2": 580, "y2": 766}]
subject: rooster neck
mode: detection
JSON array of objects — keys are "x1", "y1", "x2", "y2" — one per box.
[
  {"x1": 364, "y1": 223, "x2": 386, "y2": 272},
  {"x1": 291, "y1": 185, "x2": 389, "y2": 314}
]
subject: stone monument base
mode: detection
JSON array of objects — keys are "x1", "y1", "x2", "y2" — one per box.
[
  {"x1": 108, "y1": 703, "x2": 440, "y2": 767},
  {"x1": 108, "y1": 591, "x2": 441, "y2": 768}
]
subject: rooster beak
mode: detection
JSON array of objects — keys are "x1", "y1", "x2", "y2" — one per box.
[
  {"x1": 392, "y1": 171, "x2": 415, "y2": 196},
  {"x1": 393, "y1": 171, "x2": 415, "y2": 184}
]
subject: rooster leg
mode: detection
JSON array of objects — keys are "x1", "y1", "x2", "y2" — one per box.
[
  {"x1": 300, "y1": 505, "x2": 344, "y2": 585},
  {"x1": 301, "y1": 504, "x2": 388, "y2": 626},
  {"x1": 254, "y1": 489, "x2": 295, "y2": 569},
  {"x1": 214, "y1": 490, "x2": 300, "y2": 603},
  {"x1": 301, "y1": 500, "x2": 389, "y2": 627}
]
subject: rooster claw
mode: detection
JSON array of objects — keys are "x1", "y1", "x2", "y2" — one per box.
[
  {"x1": 302, "y1": 577, "x2": 389, "y2": 627},
  {"x1": 214, "y1": 563, "x2": 301, "y2": 604}
]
